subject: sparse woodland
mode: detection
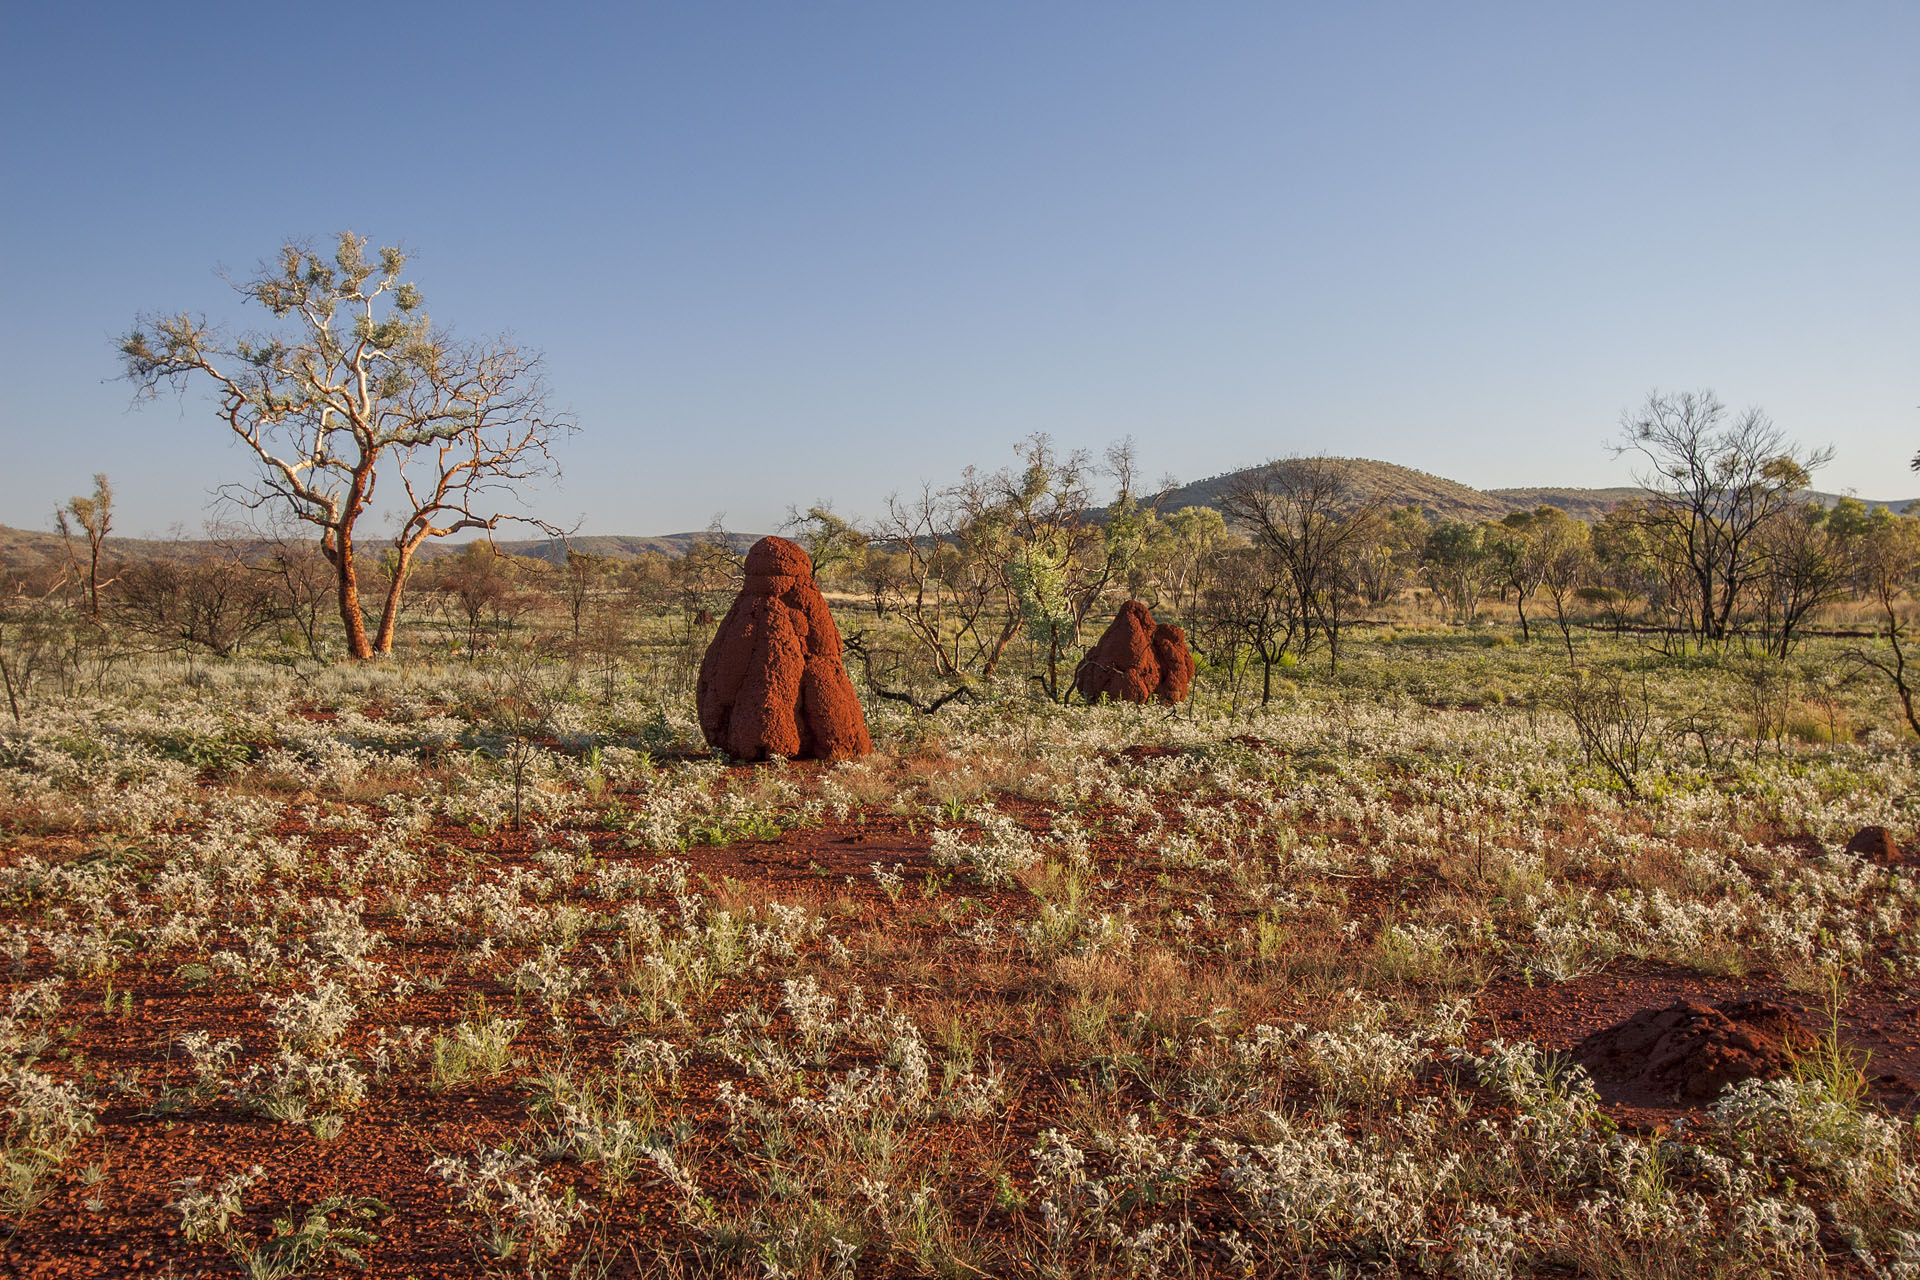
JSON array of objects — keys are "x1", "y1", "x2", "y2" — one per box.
[{"x1": 2, "y1": 257, "x2": 1918, "y2": 1275}]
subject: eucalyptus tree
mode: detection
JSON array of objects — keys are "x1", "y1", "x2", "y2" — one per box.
[
  {"x1": 1352, "y1": 504, "x2": 1427, "y2": 608},
  {"x1": 120, "y1": 233, "x2": 574, "y2": 659},
  {"x1": 1535, "y1": 513, "x2": 1594, "y2": 661},
  {"x1": 1137, "y1": 505, "x2": 1235, "y2": 619}
]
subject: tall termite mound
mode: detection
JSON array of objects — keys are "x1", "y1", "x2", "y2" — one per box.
[
  {"x1": 696, "y1": 536, "x2": 872, "y2": 761},
  {"x1": 1073, "y1": 600, "x2": 1195, "y2": 705}
]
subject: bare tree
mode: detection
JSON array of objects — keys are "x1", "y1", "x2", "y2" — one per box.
[
  {"x1": 1614, "y1": 390, "x2": 1831, "y2": 644},
  {"x1": 872, "y1": 482, "x2": 1021, "y2": 680},
  {"x1": 431, "y1": 542, "x2": 514, "y2": 657},
  {"x1": 1198, "y1": 546, "x2": 1298, "y2": 707},
  {"x1": 113, "y1": 552, "x2": 280, "y2": 658},
  {"x1": 120, "y1": 233, "x2": 575, "y2": 660},
  {"x1": 258, "y1": 539, "x2": 334, "y2": 662},
  {"x1": 0, "y1": 587, "x2": 65, "y2": 725},
  {"x1": 1218, "y1": 457, "x2": 1385, "y2": 669}
]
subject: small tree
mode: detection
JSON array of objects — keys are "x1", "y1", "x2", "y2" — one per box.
[
  {"x1": 1847, "y1": 508, "x2": 1920, "y2": 737},
  {"x1": 433, "y1": 542, "x2": 513, "y2": 658},
  {"x1": 1493, "y1": 507, "x2": 1592, "y2": 645},
  {"x1": 872, "y1": 481, "x2": 1020, "y2": 681},
  {"x1": 997, "y1": 436, "x2": 1117, "y2": 701},
  {"x1": 1553, "y1": 668, "x2": 1656, "y2": 796},
  {"x1": 1352, "y1": 505, "x2": 1427, "y2": 608},
  {"x1": 1421, "y1": 521, "x2": 1492, "y2": 623},
  {"x1": 1198, "y1": 546, "x2": 1299, "y2": 707},
  {"x1": 113, "y1": 552, "x2": 280, "y2": 659},
  {"x1": 1138, "y1": 506, "x2": 1235, "y2": 620},
  {"x1": 474, "y1": 641, "x2": 565, "y2": 831},
  {"x1": 258, "y1": 539, "x2": 334, "y2": 662},
  {"x1": 560, "y1": 550, "x2": 613, "y2": 642},
  {"x1": 120, "y1": 233, "x2": 574, "y2": 660},
  {"x1": 1535, "y1": 514, "x2": 1594, "y2": 662},
  {"x1": 787, "y1": 505, "x2": 868, "y2": 587},
  {"x1": 856, "y1": 547, "x2": 906, "y2": 618},
  {"x1": 869, "y1": 435, "x2": 1124, "y2": 689},
  {"x1": 54, "y1": 474, "x2": 115, "y2": 620},
  {"x1": 0, "y1": 591, "x2": 62, "y2": 725},
  {"x1": 1591, "y1": 501, "x2": 1682, "y2": 634},
  {"x1": 1753, "y1": 502, "x2": 1846, "y2": 658}
]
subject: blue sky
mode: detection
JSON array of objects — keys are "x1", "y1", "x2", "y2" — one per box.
[{"x1": 2, "y1": 3, "x2": 1915, "y2": 537}]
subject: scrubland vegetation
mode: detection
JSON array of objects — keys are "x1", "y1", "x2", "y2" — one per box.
[{"x1": 2, "y1": 455, "x2": 1920, "y2": 1277}]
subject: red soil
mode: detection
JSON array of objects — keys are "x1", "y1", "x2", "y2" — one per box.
[{"x1": 5, "y1": 751, "x2": 1916, "y2": 1275}]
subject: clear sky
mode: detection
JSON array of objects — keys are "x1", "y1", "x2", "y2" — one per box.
[{"x1": 2, "y1": 2, "x2": 1915, "y2": 538}]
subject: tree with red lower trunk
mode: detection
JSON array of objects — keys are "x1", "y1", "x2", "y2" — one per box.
[{"x1": 119, "y1": 233, "x2": 574, "y2": 660}]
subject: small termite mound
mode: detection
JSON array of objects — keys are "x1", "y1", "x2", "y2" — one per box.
[{"x1": 1074, "y1": 600, "x2": 1194, "y2": 705}]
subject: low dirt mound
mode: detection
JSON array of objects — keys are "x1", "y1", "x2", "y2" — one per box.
[
  {"x1": 1846, "y1": 826, "x2": 1904, "y2": 863},
  {"x1": 1574, "y1": 998, "x2": 1812, "y2": 1102}
]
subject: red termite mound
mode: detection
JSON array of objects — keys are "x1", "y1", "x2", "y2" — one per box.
[
  {"x1": 1152, "y1": 620, "x2": 1196, "y2": 704},
  {"x1": 696, "y1": 536, "x2": 872, "y2": 762},
  {"x1": 1073, "y1": 601, "x2": 1194, "y2": 705}
]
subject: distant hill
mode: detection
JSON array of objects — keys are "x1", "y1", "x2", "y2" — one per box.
[
  {"x1": 0, "y1": 524, "x2": 211, "y2": 578},
  {"x1": 1153, "y1": 458, "x2": 1914, "y2": 526},
  {"x1": 480, "y1": 531, "x2": 765, "y2": 565},
  {"x1": 1482, "y1": 486, "x2": 1647, "y2": 523},
  {"x1": 0, "y1": 523, "x2": 769, "y2": 577},
  {"x1": 1156, "y1": 458, "x2": 1514, "y2": 523}
]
